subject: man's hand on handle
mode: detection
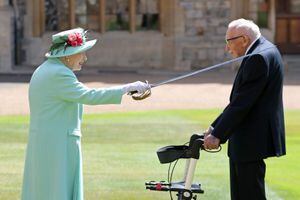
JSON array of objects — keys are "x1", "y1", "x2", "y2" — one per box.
[{"x1": 204, "y1": 133, "x2": 220, "y2": 150}]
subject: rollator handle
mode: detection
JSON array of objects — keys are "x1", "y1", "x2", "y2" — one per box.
[
  {"x1": 156, "y1": 134, "x2": 204, "y2": 164},
  {"x1": 188, "y1": 134, "x2": 205, "y2": 160},
  {"x1": 146, "y1": 133, "x2": 207, "y2": 200}
]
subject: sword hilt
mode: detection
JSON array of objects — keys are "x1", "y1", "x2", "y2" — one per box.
[
  {"x1": 128, "y1": 81, "x2": 152, "y2": 100},
  {"x1": 128, "y1": 84, "x2": 154, "y2": 94}
]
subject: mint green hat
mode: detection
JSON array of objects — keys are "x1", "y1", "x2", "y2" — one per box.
[{"x1": 45, "y1": 28, "x2": 97, "y2": 58}]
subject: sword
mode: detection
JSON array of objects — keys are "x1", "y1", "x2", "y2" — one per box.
[{"x1": 130, "y1": 46, "x2": 275, "y2": 100}]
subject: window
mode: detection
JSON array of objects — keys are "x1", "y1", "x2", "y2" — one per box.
[
  {"x1": 43, "y1": 0, "x2": 70, "y2": 31},
  {"x1": 276, "y1": 0, "x2": 300, "y2": 14},
  {"x1": 137, "y1": 0, "x2": 159, "y2": 30},
  {"x1": 290, "y1": 0, "x2": 300, "y2": 14},
  {"x1": 257, "y1": 0, "x2": 269, "y2": 28},
  {"x1": 36, "y1": 0, "x2": 162, "y2": 36},
  {"x1": 106, "y1": 0, "x2": 130, "y2": 31}
]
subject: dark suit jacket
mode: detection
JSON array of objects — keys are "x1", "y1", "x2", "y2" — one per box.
[{"x1": 211, "y1": 37, "x2": 286, "y2": 162}]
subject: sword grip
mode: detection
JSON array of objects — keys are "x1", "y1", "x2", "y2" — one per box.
[
  {"x1": 128, "y1": 80, "x2": 151, "y2": 95},
  {"x1": 128, "y1": 91, "x2": 138, "y2": 95}
]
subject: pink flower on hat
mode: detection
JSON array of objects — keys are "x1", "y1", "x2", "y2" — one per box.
[
  {"x1": 47, "y1": 28, "x2": 93, "y2": 57},
  {"x1": 67, "y1": 32, "x2": 83, "y2": 47}
]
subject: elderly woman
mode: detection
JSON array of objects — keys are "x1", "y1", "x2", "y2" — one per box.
[{"x1": 21, "y1": 28, "x2": 150, "y2": 200}]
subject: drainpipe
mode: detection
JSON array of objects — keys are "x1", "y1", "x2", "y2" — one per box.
[
  {"x1": 12, "y1": 0, "x2": 23, "y2": 65},
  {"x1": 0, "y1": 0, "x2": 14, "y2": 73}
]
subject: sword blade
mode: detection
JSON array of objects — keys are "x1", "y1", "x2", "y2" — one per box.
[{"x1": 150, "y1": 47, "x2": 274, "y2": 88}]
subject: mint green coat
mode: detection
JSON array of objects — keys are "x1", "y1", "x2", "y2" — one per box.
[{"x1": 21, "y1": 58, "x2": 123, "y2": 200}]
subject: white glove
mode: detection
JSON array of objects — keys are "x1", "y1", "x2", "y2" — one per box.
[{"x1": 122, "y1": 81, "x2": 150, "y2": 94}]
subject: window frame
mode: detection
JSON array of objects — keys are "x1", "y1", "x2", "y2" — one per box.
[{"x1": 33, "y1": 0, "x2": 167, "y2": 36}]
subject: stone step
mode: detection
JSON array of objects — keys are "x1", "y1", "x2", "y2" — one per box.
[{"x1": 282, "y1": 55, "x2": 300, "y2": 72}]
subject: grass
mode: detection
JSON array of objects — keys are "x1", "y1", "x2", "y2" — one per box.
[{"x1": 0, "y1": 109, "x2": 299, "y2": 200}]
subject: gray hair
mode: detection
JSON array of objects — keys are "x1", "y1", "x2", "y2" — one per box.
[{"x1": 228, "y1": 18, "x2": 261, "y2": 42}]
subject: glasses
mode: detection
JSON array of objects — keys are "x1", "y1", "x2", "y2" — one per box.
[{"x1": 225, "y1": 35, "x2": 244, "y2": 44}]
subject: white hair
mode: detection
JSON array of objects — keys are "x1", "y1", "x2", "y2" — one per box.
[{"x1": 228, "y1": 18, "x2": 261, "y2": 42}]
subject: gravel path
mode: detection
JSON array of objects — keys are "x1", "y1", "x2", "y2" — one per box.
[{"x1": 0, "y1": 70, "x2": 299, "y2": 115}]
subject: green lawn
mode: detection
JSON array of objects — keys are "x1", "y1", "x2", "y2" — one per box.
[{"x1": 0, "y1": 109, "x2": 299, "y2": 200}]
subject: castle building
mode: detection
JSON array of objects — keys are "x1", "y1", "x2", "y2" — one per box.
[{"x1": 0, "y1": 0, "x2": 299, "y2": 73}]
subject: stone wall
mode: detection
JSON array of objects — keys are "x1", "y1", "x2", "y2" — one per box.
[
  {"x1": 0, "y1": 0, "x2": 285, "y2": 73},
  {"x1": 176, "y1": 0, "x2": 231, "y2": 69},
  {"x1": 22, "y1": 31, "x2": 165, "y2": 69},
  {"x1": 0, "y1": 0, "x2": 8, "y2": 7}
]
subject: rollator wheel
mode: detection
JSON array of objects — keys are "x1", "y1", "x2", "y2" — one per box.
[{"x1": 183, "y1": 190, "x2": 192, "y2": 198}]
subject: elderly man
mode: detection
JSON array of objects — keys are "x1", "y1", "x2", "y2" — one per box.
[{"x1": 204, "y1": 19, "x2": 286, "y2": 200}]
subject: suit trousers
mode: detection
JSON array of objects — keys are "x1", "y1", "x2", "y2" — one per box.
[{"x1": 229, "y1": 159, "x2": 266, "y2": 200}]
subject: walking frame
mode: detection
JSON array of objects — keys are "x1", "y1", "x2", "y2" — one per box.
[{"x1": 145, "y1": 134, "x2": 220, "y2": 200}]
